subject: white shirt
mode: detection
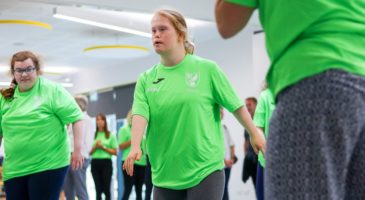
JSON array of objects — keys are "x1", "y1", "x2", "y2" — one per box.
[
  {"x1": 68, "y1": 112, "x2": 95, "y2": 158},
  {"x1": 223, "y1": 124, "x2": 234, "y2": 160}
]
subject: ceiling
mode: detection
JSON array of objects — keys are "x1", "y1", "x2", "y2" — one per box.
[{"x1": 0, "y1": 0, "x2": 260, "y2": 91}]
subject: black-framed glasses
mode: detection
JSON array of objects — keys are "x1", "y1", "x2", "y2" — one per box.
[{"x1": 13, "y1": 67, "x2": 36, "y2": 75}]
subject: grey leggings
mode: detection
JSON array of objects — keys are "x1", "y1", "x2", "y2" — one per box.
[
  {"x1": 153, "y1": 170, "x2": 224, "y2": 200},
  {"x1": 266, "y1": 70, "x2": 365, "y2": 200}
]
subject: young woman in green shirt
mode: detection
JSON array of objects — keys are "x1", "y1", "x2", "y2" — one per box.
[
  {"x1": 0, "y1": 51, "x2": 84, "y2": 200},
  {"x1": 124, "y1": 9, "x2": 265, "y2": 200},
  {"x1": 90, "y1": 113, "x2": 118, "y2": 200}
]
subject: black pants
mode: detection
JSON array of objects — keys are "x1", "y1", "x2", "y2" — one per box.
[
  {"x1": 122, "y1": 162, "x2": 146, "y2": 200},
  {"x1": 223, "y1": 168, "x2": 231, "y2": 200},
  {"x1": 5, "y1": 166, "x2": 68, "y2": 200},
  {"x1": 91, "y1": 159, "x2": 113, "y2": 200},
  {"x1": 153, "y1": 170, "x2": 225, "y2": 200},
  {"x1": 145, "y1": 156, "x2": 153, "y2": 200}
]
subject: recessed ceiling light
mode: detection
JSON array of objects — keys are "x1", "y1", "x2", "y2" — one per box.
[{"x1": 0, "y1": 19, "x2": 52, "y2": 29}]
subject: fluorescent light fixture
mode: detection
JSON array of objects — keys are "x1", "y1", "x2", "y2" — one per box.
[
  {"x1": 119, "y1": 11, "x2": 211, "y2": 28},
  {"x1": 53, "y1": 6, "x2": 213, "y2": 38},
  {"x1": 43, "y1": 67, "x2": 77, "y2": 74},
  {"x1": 54, "y1": 13, "x2": 151, "y2": 37},
  {"x1": 0, "y1": 19, "x2": 52, "y2": 29},
  {"x1": 61, "y1": 82, "x2": 74, "y2": 88},
  {"x1": 0, "y1": 66, "x2": 8, "y2": 73},
  {"x1": 53, "y1": 6, "x2": 151, "y2": 38},
  {"x1": 0, "y1": 82, "x2": 11, "y2": 86}
]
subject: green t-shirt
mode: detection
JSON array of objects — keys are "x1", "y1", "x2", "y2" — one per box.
[
  {"x1": 118, "y1": 125, "x2": 146, "y2": 166},
  {"x1": 225, "y1": 0, "x2": 365, "y2": 98},
  {"x1": 91, "y1": 131, "x2": 118, "y2": 159},
  {"x1": 0, "y1": 77, "x2": 83, "y2": 181},
  {"x1": 132, "y1": 54, "x2": 243, "y2": 189},
  {"x1": 253, "y1": 89, "x2": 275, "y2": 167}
]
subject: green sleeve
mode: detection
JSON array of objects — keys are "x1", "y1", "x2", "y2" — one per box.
[
  {"x1": 0, "y1": 112, "x2": 2, "y2": 137},
  {"x1": 210, "y1": 63, "x2": 243, "y2": 112},
  {"x1": 0, "y1": 97, "x2": 4, "y2": 136},
  {"x1": 52, "y1": 84, "x2": 83, "y2": 125},
  {"x1": 224, "y1": 0, "x2": 258, "y2": 7},
  {"x1": 253, "y1": 92, "x2": 266, "y2": 128},
  {"x1": 132, "y1": 74, "x2": 150, "y2": 121},
  {"x1": 118, "y1": 126, "x2": 131, "y2": 144},
  {"x1": 110, "y1": 134, "x2": 118, "y2": 149}
]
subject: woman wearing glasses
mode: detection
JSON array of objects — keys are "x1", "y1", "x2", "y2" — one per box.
[{"x1": 0, "y1": 50, "x2": 84, "y2": 200}]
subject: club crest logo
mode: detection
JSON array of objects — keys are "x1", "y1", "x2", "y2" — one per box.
[{"x1": 185, "y1": 72, "x2": 200, "y2": 88}]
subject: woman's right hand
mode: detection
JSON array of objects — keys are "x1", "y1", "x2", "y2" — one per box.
[
  {"x1": 95, "y1": 140, "x2": 102, "y2": 148},
  {"x1": 123, "y1": 147, "x2": 142, "y2": 176},
  {"x1": 250, "y1": 128, "x2": 266, "y2": 156}
]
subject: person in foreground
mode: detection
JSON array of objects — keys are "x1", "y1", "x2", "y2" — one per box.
[
  {"x1": 215, "y1": 1, "x2": 365, "y2": 199},
  {"x1": 124, "y1": 8, "x2": 265, "y2": 200},
  {"x1": 0, "y1": 50, "x2": 84, "y2": 200}
]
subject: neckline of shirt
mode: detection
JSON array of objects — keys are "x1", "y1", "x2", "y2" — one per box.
[{"x1": 158, "y1": 54, "x2": 191, "y2": 70}]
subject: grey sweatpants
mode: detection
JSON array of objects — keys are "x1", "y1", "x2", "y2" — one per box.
[
  {"x1": 63, "y1": 158, "x2": 91, "y2": 200},
  {"x1": 153, "y1": 170, "x2": 224, "y2": 200},
  {"x1": 266, "y1": 70, "x2": 365, "y2": 200}
]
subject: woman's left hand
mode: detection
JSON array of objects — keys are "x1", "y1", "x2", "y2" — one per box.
[{"x1": 71, "y1": 150, "x2": 84, "y2": 170}]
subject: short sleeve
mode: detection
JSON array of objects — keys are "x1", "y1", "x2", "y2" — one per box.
[
  {"x1": 118, "y1": 126, "x2": 131, "y2": 144},
  {"x1": 52, "y1": 84, "x2": 83, "y2": 125},
  {"x1": 132, "y1": 74, "x2": 150, "y2": 121},
  {"x1": 110, "y1": 134, "x2": 118, "y2": 149},
  {"x1": 224, "y1": 0, "x2": 258, "y2": 7},
  {"x1": 210, "y1": 63, "x2": 243, "y2": 112},
  {"x1": 0, "y1": 97, "x2": 4, "y2": 136},
  {"x1": 0, "y1": 110, "x2": 2, "y2": 137}
]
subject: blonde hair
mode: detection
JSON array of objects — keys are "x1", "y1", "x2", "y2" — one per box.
[{"x1": 155, "y1": 9, "x2": 195, "y2": 54}]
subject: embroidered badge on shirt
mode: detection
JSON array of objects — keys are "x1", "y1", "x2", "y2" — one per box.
[{"x1": 185, "y1": 72, "x2": 200, "y2": 88}]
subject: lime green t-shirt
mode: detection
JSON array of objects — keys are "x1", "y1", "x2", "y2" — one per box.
[
  {"x1": 91, "y1": 131, "x2": 118, "y2": 159},
  {"x1": 253, "y1": 89, "x2": 275, "y2": 167},
  {"x1": 0, "y1": 77, "x2": 83, "y2": 181},
  {"x1": 118, "y1": 125, "x2": 146, "y2": 166},
  {"x1": 132, "y1": 54, "x2": 243, "y2": 189},
  {"x1": 225, "y1": 0, "x2": 365, "y2": 98}
]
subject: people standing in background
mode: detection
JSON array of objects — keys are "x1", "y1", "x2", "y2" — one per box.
[
  {"x1": 0, "y1": 50, "x2": 84, "y2": 200},
  {"x1": 253, "y1": 88, "x2": 275, "y2": 200},
  {"x1": 216, "y1": 1, "x2": 365, "y2": 199},
  {"x1": 220, "y1": 108, "x2": 236, "y2": 200},
  {"x1": 119, "y1": 110, "x2": 146, "y2": 200},
  {"x1": 242, "y1": 97, "x2": 258, "y2": 191},
  {"x1": 90, "y1": 113, "x2": 118, "y2": 200},
  {"x1": 63, "y1": 95, "x2": 95, "y2": 200},
  {"x1": 124, "y1": 9, "x2": 265, "y2": 200}
]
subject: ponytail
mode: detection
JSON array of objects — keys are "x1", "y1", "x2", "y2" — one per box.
[
  {"x1": 1, "y1": 79, "x2": 17, "y2": 100},
  {"x1": 185, "y1": 40, "x2": 195, "y2": 54}
]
